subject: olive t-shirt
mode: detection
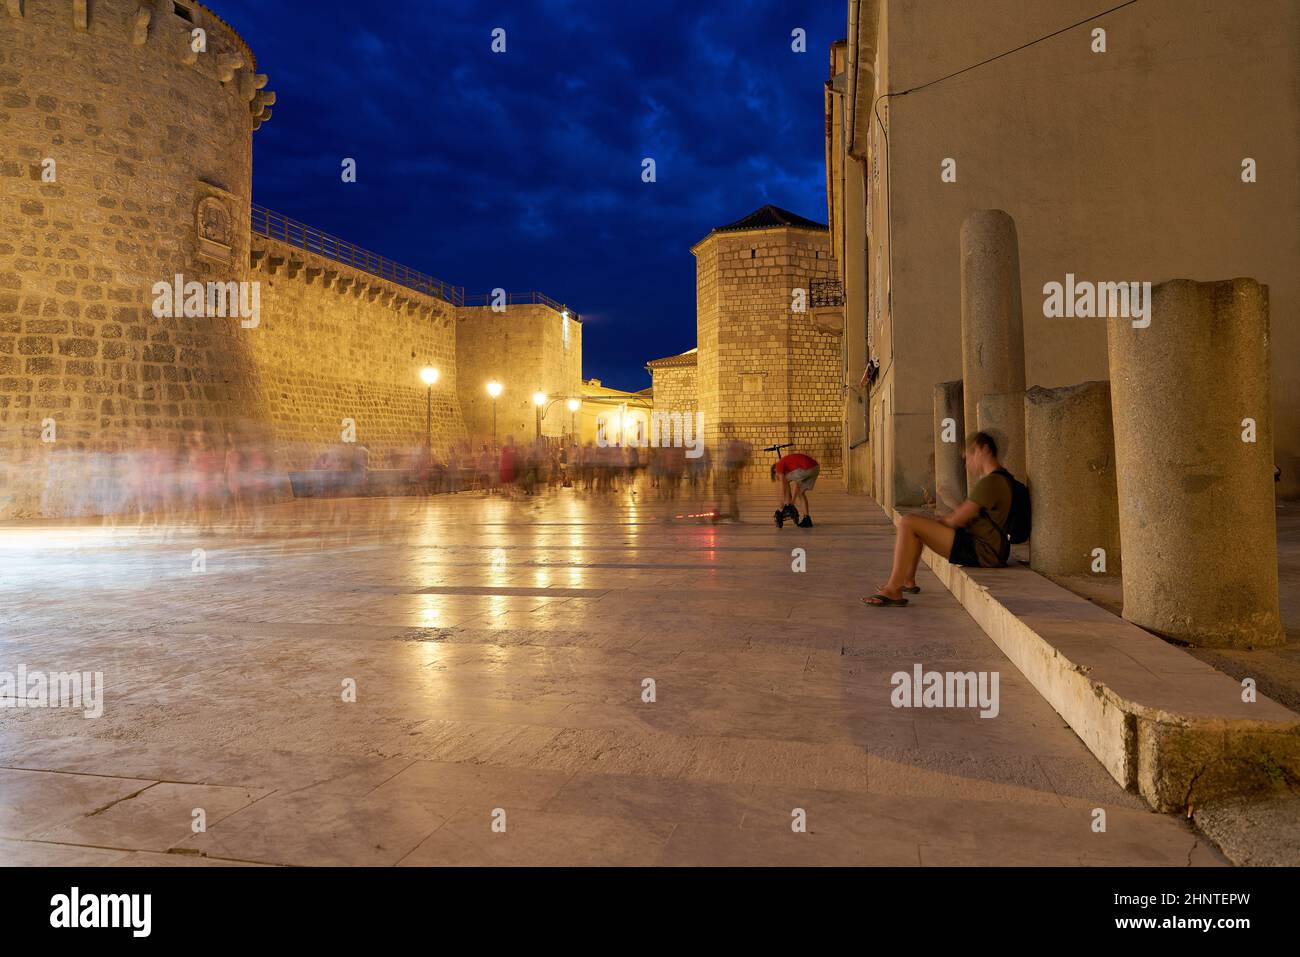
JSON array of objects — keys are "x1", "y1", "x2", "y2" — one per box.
[{"x1": 967, "y1": 471, "x2": 1014, "y2": 566}]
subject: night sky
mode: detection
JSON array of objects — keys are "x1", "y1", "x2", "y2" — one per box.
[{"x1": 213, "y1": 0, "x2": 841, "y2": 391}]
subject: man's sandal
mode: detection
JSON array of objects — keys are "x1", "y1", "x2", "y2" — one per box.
[
  {"x1": 863, "y1": 594, "x2": 909, "y2": 607},
  {"x1": 901, "y1": 585, "x2": 921, "y2": 594}
]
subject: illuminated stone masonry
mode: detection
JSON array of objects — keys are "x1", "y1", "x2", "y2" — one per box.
[
  {"x1": 0, "y1": 0, "x2": 274, "y2": 514},
  {"x1": 0, "y1": 0, "x2": 580, "y2": 515},
  {"x1": 645, "y1": 348, "x2": 696, "y2": 417},
  {"x1": 650, "y1": 205, "x2": 843, "y2": 474}
]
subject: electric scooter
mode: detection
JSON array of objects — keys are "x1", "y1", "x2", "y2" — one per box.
[{"x1": 763, "y1": 442, "x2": 797, "y2": 528}]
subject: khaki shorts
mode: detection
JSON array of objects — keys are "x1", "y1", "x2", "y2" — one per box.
[{"x1": 785, "y1": 466, "x2": 819, "y2": 491}]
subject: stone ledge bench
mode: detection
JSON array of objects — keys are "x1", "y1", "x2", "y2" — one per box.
[{"x1": 893, "y1": 508, "x2": 1300, "y2": 813}]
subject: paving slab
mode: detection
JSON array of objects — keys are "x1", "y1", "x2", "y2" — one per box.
[
  {"x1": 901, "y1": 504, "x2": 1300, "y2": 822},
  {"x1": 0, "y1": 482, "x2": 1220, "y2": 865}
]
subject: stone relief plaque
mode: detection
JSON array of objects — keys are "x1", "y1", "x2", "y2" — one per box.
[
  {"x1": 196, "y1": 196, "x2": 232, "y2": 264},
  {"x1": 194, "y1": 182, "x2": 239, "y2": 266}
]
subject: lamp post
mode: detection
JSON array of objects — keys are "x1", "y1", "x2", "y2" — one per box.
[
  {"x1": 419, "y1": 367, "x2": 439, "y2": 453},
  {"x1": 566, "y1": 397, "x2": 580, "y2": 441},
  {"x1": 532, "y1": 392, "x2": 547, "y2": 440},
  {"x1": 486, "y1": 380, "x2": 502, "y2": 447}
]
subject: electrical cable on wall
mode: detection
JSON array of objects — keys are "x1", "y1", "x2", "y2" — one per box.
[{"x1": 864, "y1": 0, "x2": 1143, "y2": 394}]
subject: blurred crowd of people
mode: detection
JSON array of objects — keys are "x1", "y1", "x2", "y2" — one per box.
[
  {"x1": 1, "y1": 426, "x2": 758, "y2": 523},
  {"x1": 419, "y1": 435, "x2": 755, "y2": 509},
  {"x1": 22, "y1": 430, "x2": 284, "y2": 528}
]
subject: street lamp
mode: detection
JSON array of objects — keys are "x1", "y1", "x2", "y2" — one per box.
[
  {"x1": 532, "y1": 392, "x2": 547, "y2": 439},
  {"x1": 419, "y1": 367, "x2": 439, "y2": 453},
  {"x1": 486, "y1": 380, "x2": 503, "y2": 446},
  {"x1": 566, "y1": 397, "x2": 580, "y2": 440}
]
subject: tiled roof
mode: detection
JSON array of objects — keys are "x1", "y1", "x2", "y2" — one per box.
[
  {"x1": 713, "y1": 204, "x2": 828, "y2": 233},
  {"x1": 646, "y1": 347, "x2": 698, "y2": 369}
]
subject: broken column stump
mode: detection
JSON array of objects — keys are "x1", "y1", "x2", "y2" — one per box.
[
  {"x1": 1025, "y1": 381, "x2": 1121, "y2": 577},
  {"x1": 1107, "y1": 278, "x2": 1282, "y2": 647}
]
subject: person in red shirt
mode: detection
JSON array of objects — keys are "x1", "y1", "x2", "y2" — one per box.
[{"x1": 772, "y1": 452, "x2": 819, "y2": 528}]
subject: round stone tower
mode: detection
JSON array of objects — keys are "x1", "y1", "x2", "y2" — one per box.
[{"x1": 0, "y1": 0, "x2": 275, "y2": 515}]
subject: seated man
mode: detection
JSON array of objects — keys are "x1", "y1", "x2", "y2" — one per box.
[
  {"x1": 863, "y1": 431, "x2": 1012, "y2": 607},
  {"x1": 772, "y1": 451, "x2": 819, "y2": 528}
]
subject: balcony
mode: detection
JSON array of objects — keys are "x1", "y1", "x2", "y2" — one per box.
[
  {"x1": 810, "y1": 278, "x2": 845, "y2": 307},
  {"x1": 809, "y1": 278, "x2": 845, "y2": 334}
]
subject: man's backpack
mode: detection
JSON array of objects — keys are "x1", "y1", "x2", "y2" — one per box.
[{"x1": 988, "y1": 467, "x2": 1031, "y2": 546}]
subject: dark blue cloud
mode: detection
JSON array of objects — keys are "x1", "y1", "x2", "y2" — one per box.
[{"x1": 216, "y1": 0, "x2": 841, "y2": 389}]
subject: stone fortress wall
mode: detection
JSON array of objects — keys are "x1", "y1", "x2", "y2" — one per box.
[
  {"x1": 0, "y1": 0, "x2": 277, "y2": 515},
  {"x1": 693, "y1": 222, "x2": 842, "y2": 474},
  {"x1": 0, "y1": 1, "x2": 581, "y2": 515},
  {"x1": 248, "y1": 235, "x2": 466, "y2": 466},
  {"x1": 455, "y1": 303, "x2": 583, "y2": 444}
]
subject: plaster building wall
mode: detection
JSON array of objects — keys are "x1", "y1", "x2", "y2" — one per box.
[
  {"x1": 247, "y1": 235, "x2": 464, "y2": 465},
  {"x1": 455, "y1": 303, "x2": 582, "y2": 444},
  {"x1": 825, "y1": 39, "x2": 872, "y2": 494},
  {"x1": 846, "y1": 0, "x2": 1300, "y2": 505},
  {"x1": 692, "y1": 220, "x2": 841, "y2": 474},
  {"x1": 576, "y1": 378, "x2": 650, "y2": 446},
  {"x1": 0, "y1": 0, "x2": 275, "y2": 516}
]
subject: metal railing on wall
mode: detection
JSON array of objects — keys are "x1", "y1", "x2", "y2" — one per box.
[
  {"x1": 461, "y1": 290, "x2": 580, "y2": 323},
  {"x1": 251, "y1": 204, "x2": 464, "y2": 306}
]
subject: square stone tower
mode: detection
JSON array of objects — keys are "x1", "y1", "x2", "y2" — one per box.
[
  {"x1": 454, "y1": 300, "x2": 582, "y2": 443},
  {"x1": 692, "y1": 205, "x2": 842, "y2": 473}
]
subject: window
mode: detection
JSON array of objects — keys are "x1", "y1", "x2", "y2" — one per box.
[
  {"x1": 750, "y1": 248, "x2": 756, "y2": 259},
  {"x1": 174, "y1": 3, "x2": 195, "y2": 22}
]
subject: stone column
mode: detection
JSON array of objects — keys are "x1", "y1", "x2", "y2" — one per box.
[
  {"x1": 1107, "y1": 278, "x2": 1282, "y2": 647},
  {"x1": 932, "y1": 380, "x2": 966, "y2": 511},
  {"x1": 1025, "y1": 382, "x2": 1121, "y2": 577},
  {"x1": 976, "y1": 392, "x2": 1026, "y2": 481},
  {"x1": 960, "y1": 210, "x2": 1026, "y2": 463}
]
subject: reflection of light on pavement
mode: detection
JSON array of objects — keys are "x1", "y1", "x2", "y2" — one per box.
[
  {"x1": 0, "y1": 526, "x2": 154, "y2": 589},
  {"x1": 0, "y1": 526, "x2": 119, "y2": 550},
  {"x1": 416, "y1": 595, "x2": 443, "y2": 628},
  {"x1": 566, "y1": 511, "x2": 586, "y2": 583},
  {"x1": 412, "y1": 634, "x2": 446, "y2": 668},
  {"x1": 414, "y1": 518, "x2": 440, "y2": 552},
  {"x1": 490, "y1": 547, "x2": 507, "y2": 573}
]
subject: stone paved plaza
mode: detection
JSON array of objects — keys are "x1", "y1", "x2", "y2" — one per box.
[{"x1": 0, "y1": 482, "x2": 1222, "y2": 866}]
